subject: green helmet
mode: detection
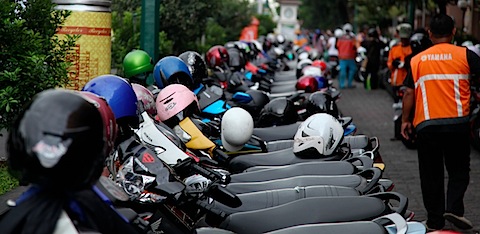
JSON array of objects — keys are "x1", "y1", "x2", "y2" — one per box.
[{"x1": 123, "y1": 50, "x2": 154, "y2": 79}]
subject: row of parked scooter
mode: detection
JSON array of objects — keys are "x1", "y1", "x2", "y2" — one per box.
[
  {"x1": 1, "y1": 36, "x2": 434, "y2": 233},
  {"x1": 102, "y1": 37, "x2": 430, "y2": 233}
]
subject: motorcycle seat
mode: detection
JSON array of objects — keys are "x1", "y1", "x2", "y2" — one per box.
[
  {"x1": 230, "y1": 161, "x2": 356, "y2": 183},
  {"x1": 270, "y1": 80, "x2": 297, "y2": 86},
  {"x1": 226, "y1": 175, "x2": 369, "y2": 195},
  {"x1": 242, "y1": 156, "x2": 374, "y2": 173},
  {"x1": 267, "y1": 212, "x2": 416, "y2": 234},
  {"x1": 266, "y1": 140, "x2": 294, "y2": 152},
  {"x1": 210, "y1": 185, "x2": 359, "y2": 215},
  {"x1": 270, "y1": 84, "x2": 298, "y2": 94},
  {"x1": 252, "y1": 122, "x2": 301, "y2": 142},
  {"x1": 218, "y1": 196, "x2": 392, "y2": 233},
  {"x1": 273, "y1": 72, "x2": 296, "y2": 82},
  {"x1": 228, "y1": 148, "x2": 345, "y2": 173},
  {"x1": 266, "y1": 221, "x2": 387, "y2": 234}
]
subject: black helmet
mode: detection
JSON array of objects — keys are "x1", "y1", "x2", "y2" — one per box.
[
  {"x1": 231, "y1": 90, "x2": 270, "y2": 119},
  {"x1": 367, "y1": 28, "x2": 378, "y2": 38},
  {"x1": 307, "y1": 91, "x2": 339, "y2": 117},
  {"x1": 410, "y1": 32, "x2": 432, "y2": 55},
  {"x1": 178, "y1": 51, "x2": 208, "y2": 90},
  {"x1": 227, "y1": 47, "x2": 246, "y2": 71},
  {"x1": 7, "y1": 89, "x2": 105, "y2": 189},
  {"x1": 256, "y1": 98, "x2": 298, "y2": 127}
]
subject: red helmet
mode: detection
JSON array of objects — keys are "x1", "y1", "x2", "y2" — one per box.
[
  {"x1": 312, "y1": 60, "x2": 328, "y2": 72},
  {"x1": 296, "y1": 75, "x2": 319, "y2": 93},
  {"x1": 206, "y1": 45, "x2": 229, "y2": 68},
  {"x1": 132, "y1": 83, "x2": 156, "y2": 117},
  {"x1": 77, "y1": 91, "x2": 118, "y2": 156}
]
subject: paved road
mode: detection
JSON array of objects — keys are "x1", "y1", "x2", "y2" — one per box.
[{"x1": 336, "y1": 80, "x2": 480, "y2": 230}]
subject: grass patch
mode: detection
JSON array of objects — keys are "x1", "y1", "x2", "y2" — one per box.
[{"x1": 0, "y1": 161, "x2": 18, "y2": 195}]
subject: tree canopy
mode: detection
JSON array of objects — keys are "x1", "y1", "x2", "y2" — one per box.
[
  {"x1": 110, "y1": 0, "x2": 276, "y2": 72},
  {"x1": 0, "y1": 0, "x2": 77, "y2": 130}
]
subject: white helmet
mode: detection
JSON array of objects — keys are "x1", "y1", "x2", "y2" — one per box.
[
  {"x1": 334, "y1": 28, "x2": 344, "y2": 38},
  {"x1": 309, "y1": 50, "x2": 319, "y2": 60},
  {"x1": 184, "y1": 174, "x2": 211, "y2": 192},
  {"x1": 462, "y1": 41, "x2": 473, "y2": 47},
  {"x1": 302, "y1": 65, "x2": 322, "y2": 77},
  {"x1": 293, "y1": 113, "x2": 344, "y2": 157},
  {"x1": 221, "y1": 107, "x2": 254, "y2": 152},
  {"x1": 297, "y1": 58, "x2": 313, "y2": 70},
  {"x1": 276, "y1": 34, "x2": 286, "y2": 44},
  {"x1": 343, "y1": 23, "x2": 353, "y2": 32},
  {"x1": 298, "y1": 51, "x2": 310, "y2": 61}
]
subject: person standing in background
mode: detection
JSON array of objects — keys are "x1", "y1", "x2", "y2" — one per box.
[
  {"x1": 361, "y1": 28, "x2": 386, "y2": 89},
  {"x1": 336, "y1": 23, "x2": 357, "y2": 89},
  {"x1": 388, "y1": 23, "x2": 412, "y2": 105}
]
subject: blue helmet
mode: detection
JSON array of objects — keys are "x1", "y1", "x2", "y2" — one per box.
[
  {"x1": 82, "y1": 75, "x2": 138, "y2": 121},
  {"x1": 153, "y1": 56, "x2": 193, "y2": 89}
]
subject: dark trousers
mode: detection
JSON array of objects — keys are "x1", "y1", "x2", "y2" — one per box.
[
  {"x1": 416, "y1": 129, "x2": 470, "y2": 229},
  {"x1": 364, "y1": 65, "x2": 379, "y2": 89}
]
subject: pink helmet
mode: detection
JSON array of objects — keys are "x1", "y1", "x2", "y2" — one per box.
[
  {"x1": 132, "y1": 83, "x2": 156, "y2": 116},
  {"x1": 156, "y1": 84, "x2": 200, "y2": 127},
  {"x1": 77, "y1": 91, "x2": 118, "y2": 155}
]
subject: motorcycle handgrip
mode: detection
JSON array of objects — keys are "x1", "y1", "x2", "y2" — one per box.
[
  {"x1": 191, "y1": 163, "x2": 230, "y2": 184},
  {"x1": 356, "y1": 167, "x2": 383, "y2": 194},
  {"x1": 213, "y1": 147, "x2": 230, "y2": 165},
  {"x1": 366, "y1": 192, "x2": 409, "y2": 217},
  {"x1": 196, "y1": 199, "x2": 228, "y2": 223}
]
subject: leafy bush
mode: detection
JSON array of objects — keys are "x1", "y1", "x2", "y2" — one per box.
[
  {"x1": 0, "y1": 162, "x2": 19, "y2": 195},
  {"x1": 0, "y1": 0, "x2": 77, "y2": 131}
]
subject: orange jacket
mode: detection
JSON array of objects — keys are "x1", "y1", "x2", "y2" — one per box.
[
  {"x1": 410, "y1": 43, "x2": 470, "y2": 129},
  {"x1": 336, "y1": 36, "x2": 356, "y2": 60},
  {"x1": 239, "y1": 26, "x2": 258, "y2": 41},
  {"x1": 388, "y1": 44, "x2": 412, "y2": 86}
]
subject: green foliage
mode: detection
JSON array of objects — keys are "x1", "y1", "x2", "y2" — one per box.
[
  {"x1": 299, "y1": 0, "x2": 350, "y2": 30},
  {"x1": 160, "y1": 0, "x2": 220, "y2": 54},
  {"x1": 159, "y1": 31, "x2": 174, "y2": 57},
  {"x1": 111, "y1": 8, "x2": 142, "y2": 74},
  {"x1": 0, "y1": 0, "x2": 78, "y2": 131},
  {"x1": 0, "y1": 162, "x2": 19, "y2": 195},
  {"x1": 110, "y1": 0, "x2": 274, "y2": 69},
  {"x1": 256, "y1": 14, "x2": 276, "y2": 36}
]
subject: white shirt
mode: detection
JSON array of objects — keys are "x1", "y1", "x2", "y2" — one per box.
[{"x1": 327, "y1": 37, "x2": 338, "y2": 56}]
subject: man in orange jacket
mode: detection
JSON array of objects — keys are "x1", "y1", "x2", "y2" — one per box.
[
  {"x1": 401, "y1": 14, "x2": 480, "y2": 231},
  {"x1": 388, "y1": 23, "x2": 412, "y2": 104}
]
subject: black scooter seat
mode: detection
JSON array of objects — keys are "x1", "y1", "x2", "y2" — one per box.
[
  {"x1": 218, "y1": 196, "x2": 387, "y2": 233},
  {"x1": 228, "y1": 148, "x2": 345, "y2": 173},
  {"x1": 211, "y1": 186, "x2": 359, "y2": 215},
  {"x1": 270, "y1": 84, "x2": 297, "y2": 93},
  {"x1": 226, "y1": 175, "x2": 367, "y2": 194},
  {"x1": 252, "y1": 122, "x2": 301, "y2": 142},
  {"x1": 230, "y1": 161, "x2": 356, "y2": 183},
  {"x1": 266, "y1": 221, "x2": 386, "y2": 234},
  {"x1": 273, "y1": 73, "x2": 296, "y2": 82}
]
